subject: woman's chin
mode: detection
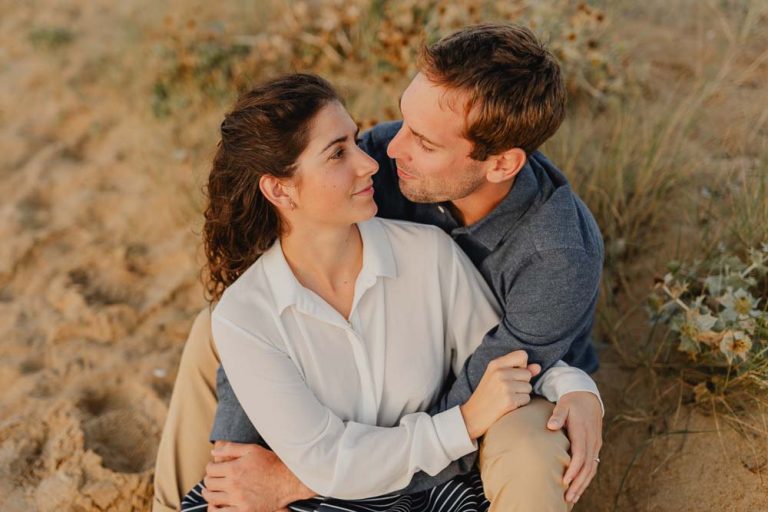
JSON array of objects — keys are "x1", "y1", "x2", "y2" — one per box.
[{"x1": 360, "y1": 202, "x2": 378, "y2": 222}]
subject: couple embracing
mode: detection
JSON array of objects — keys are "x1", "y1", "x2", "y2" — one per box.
[{"x1": 153, "y1": 23, "x2": 605, "y2": 512}]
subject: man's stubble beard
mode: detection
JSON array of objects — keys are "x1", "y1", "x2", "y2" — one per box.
[{"x1": 398, "y1": 164, "x2": 486, "y2": 204}]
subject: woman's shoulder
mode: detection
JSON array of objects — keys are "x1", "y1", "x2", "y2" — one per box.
[
  {"x1": 367, "y1": 217, "x2": 450, "y2": 246},
  {"x1": 362, "y1": 218, "x2": 457, "y2": 275},
  {"x1": 212, "y1": 253, "x2": 279, "y2": 329}
]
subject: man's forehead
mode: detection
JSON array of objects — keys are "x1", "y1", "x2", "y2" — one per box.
[{"x1": 401, "y1": 74, "x2": 468, "y2": 140}]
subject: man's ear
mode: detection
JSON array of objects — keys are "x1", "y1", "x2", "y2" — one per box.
[
  {"x1": 486, "y1": 147, "x2": 527, "y2": 184},
  {"x1": 259, "y1": 175, "x2": 295, "y2": 211}
]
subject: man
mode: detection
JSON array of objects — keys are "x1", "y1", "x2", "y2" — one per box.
[{"x1": 154, "y1": 23, "x2": 604, "y2": 512}]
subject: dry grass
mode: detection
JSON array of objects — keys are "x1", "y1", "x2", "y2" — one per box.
[{"x1": 5, "y1": 0, "x2": 763, "y2": 509}]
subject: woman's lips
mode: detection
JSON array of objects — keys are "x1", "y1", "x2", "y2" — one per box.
[{"x1": 353, "y1": 185, "x2": 374, "y2": 195}]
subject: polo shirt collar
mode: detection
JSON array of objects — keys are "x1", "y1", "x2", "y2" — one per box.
[
  {"x1": 262, "y1": 218, "x2": 397, "y2": 315},
  {"x1": 452, "y1": 159, "x2": 540, "y2": 251}
]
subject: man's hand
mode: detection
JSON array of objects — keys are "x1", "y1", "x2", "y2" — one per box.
[
  {"x1": 546, "y1": 391, "x2": 603, "y2": 504},
  {"x1": 202, "y1": 441, "x2": 315, "y2": 512}
]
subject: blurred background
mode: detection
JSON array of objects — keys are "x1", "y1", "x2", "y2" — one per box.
[{"x1": 0, "y1": 0, "x2": 766, "y2": 510}]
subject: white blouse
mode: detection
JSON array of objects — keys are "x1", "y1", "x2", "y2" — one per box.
[{"x1": 213, "y1": 218, "x2": 601, "y2": 499}]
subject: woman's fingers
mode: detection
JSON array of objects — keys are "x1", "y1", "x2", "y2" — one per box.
[
  {"x1": 488, "y1": 350, "x2": 529, "y2": 370},
  {"x1": 499, "y1": 367, "x2": 535, "y2": 383},
  {"x1": 527, "y1": 363, "x2": 542, "y2": 376}
]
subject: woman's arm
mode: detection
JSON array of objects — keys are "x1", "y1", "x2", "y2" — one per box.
[{"x1": 212, "y1": 313, "x2": 477, "y2": 501}]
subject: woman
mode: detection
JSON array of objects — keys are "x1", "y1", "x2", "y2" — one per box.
[{"x1": 181, "y1": 73, "x2": 593, "y2": 511}]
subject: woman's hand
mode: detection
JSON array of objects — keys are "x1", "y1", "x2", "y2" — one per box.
[{"x1": 459, "y1": 350, "x2": 541, "y2": 440}]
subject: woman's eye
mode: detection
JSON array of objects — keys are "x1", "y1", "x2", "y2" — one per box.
[{"x1": 330, "y1": 147, "x2": 345, "y2": 160}]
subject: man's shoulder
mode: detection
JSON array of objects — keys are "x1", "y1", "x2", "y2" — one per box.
[
  {"x1": 485, "y1": 153, "x2": 603, "y2": 274},
  {"x1": 519, "y1": 153, "x2": 603, "y2": 259}
]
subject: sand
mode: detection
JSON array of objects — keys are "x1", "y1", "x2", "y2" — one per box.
[{"x1": 1, "y1": 1, "x2": 767, "y2": 511}]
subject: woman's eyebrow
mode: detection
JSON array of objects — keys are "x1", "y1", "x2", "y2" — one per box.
[
  {"x1": 320, "y1": 135, "x2": 348, "y2": 154},
  {"x1": 319, "y1": 127, "x2": 360, "y2": 155}
]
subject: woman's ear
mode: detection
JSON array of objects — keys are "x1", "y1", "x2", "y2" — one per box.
[
  {"x1": 486, "y1": 147, "x2": 527, "y2": 184},
  {"x1": 259, "y1": 175, "x2": 296, "y2": 211}
]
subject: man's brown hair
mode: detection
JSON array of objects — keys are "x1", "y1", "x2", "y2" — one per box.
[{"x1": 418, "y1": 23, "x2": 566, "y2": 159}]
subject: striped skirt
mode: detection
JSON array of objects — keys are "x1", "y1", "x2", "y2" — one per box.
[{"x1": 181, "y1": 469, "x2": 489, "y2": 512}]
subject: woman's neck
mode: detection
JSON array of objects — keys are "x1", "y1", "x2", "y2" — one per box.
[{"x1": 280, "y1": 222, "x2": 363, "y2": 317}]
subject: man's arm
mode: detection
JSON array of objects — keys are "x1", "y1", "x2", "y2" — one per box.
[{"x1": 439, "y1": 247, "x2": 602, "y2": 410}]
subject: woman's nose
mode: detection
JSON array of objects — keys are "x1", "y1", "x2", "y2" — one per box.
[{"x1": 357, "y1": 147, "x2": 379, "y2": 176}]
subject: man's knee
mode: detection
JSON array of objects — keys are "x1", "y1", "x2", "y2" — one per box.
[
  {"x1": 153, "y1": 307, "x2": 220, "y2": 511},
  {"x1": 180, "y1": 307, "x2": 219, "y2": 369},
  {"x1": 479, "y1": 399, "x2": 571, "y2": 511}
]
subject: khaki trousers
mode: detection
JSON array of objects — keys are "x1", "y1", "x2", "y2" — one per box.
[{"x1": 153, "y1": 309, "x2": 572, "y2": 512}]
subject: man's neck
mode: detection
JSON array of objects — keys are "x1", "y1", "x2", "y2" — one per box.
[{"x1": 450, "y1": 178, "x2": 516, "y2": 226}]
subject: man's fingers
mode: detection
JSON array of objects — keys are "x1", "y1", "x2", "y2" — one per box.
[
  {"x1": 206, "y1": 460, "x2": 231, "y2": 478},
  {"x1": 211, "y1": 440, "x2": 252, "y2": 459},
  {"x1": 568, "y1": 433, "x2": 601, "y2": 500},
  {"x1": 201, "y1": 486, "x2": 229, "y2": 507},
  {"x1": 547, "y1": 402, "x2": 569, "y2": 431},
  {"x1": 566, "y1": 459, "x2": 598, "y2": 503},
  {"x1": 563, "y1": 430, "x2": 586, "y2": 486},
  {"x1": 203, "y1": 473, "x2": 227, "y2": 492}
]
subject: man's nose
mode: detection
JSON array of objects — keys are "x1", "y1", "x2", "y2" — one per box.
[{"x1": 386, "y1": 127, "x2": 406, "y2": 160}]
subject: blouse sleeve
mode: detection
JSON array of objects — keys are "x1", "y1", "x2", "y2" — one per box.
[
  {"x1": 436, "y1": 232, "x2": 503, "y2": 377},
  {"x1": 212, "y1": 313, "x2": 477, "y2": 500}
]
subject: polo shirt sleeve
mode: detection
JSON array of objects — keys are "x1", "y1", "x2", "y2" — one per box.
[
  {"x1": 212, "y1": 312, "x2": 477, "y2": 500},
  {"x1": 436, "y1": 247, "x2": 602, "y2": 411}
]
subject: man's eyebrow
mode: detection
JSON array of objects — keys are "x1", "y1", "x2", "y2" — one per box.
[
  {"x1": 397, "y1": 96, "x2": 443, "y2": 148},
  {"x1": 319, "y1": 127, "x2": 360, "y2": 155}
]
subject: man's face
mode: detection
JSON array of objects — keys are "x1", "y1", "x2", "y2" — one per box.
[{"x1": 386, "y1": 73, "x2": 486, "y2": 203}]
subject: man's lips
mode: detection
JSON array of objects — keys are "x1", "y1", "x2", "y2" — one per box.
[{"x1": 396, "y1": 167, "x2": 415, "y2": 180}]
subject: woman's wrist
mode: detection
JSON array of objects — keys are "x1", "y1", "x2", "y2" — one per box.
[{"x1": 459, "y1": 401, "x2": 483, "y2": 441}]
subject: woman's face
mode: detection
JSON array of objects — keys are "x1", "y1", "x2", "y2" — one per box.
[{"x1": 288, "y1": 101, "x2": 379, "y2": 227}]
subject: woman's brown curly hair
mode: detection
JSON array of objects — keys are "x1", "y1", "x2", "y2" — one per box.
[{"x1": 202, "y1": 74, "x2": 340, "y2": 302}]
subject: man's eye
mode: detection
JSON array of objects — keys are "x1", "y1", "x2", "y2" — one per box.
[{"x1": 418, "y1": 139, "x2": 434, "y2": 152}]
